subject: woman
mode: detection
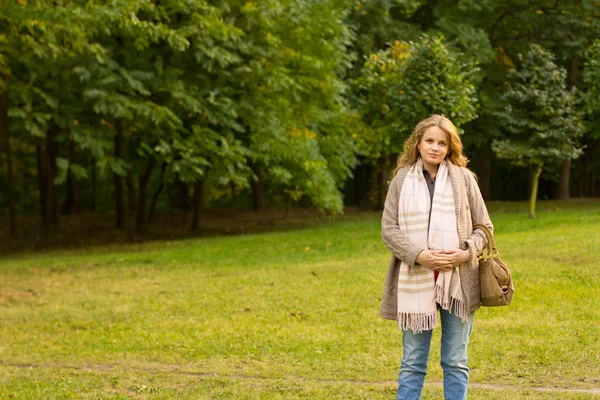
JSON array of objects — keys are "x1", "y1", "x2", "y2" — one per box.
[{"x1": 380, "y1": 114, "x2": 493, "y2": 400}]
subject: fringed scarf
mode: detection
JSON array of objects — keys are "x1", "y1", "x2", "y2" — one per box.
[{"x1": 397, "y1": 159, "x2": 467, "y2": 333}]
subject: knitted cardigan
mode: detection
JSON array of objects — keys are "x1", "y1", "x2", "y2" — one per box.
[{"x1": 380, "y1": 162, "x2": 493, "y2": 320}]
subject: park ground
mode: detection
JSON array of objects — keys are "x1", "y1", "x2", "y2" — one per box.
[{"x1": 1, "y1": 200, "x2": 600, "y2": 399}]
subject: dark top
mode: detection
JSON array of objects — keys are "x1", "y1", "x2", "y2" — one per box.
[
  {"x1": 423, "y1": 169, "x2": 438, "y2": 280},
  {"x1": 423, "y1": 169, "x2": 436, "y2": 203}
]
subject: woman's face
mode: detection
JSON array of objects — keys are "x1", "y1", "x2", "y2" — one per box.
[{"x1": 418, "y1": 126, "x2": 449, "y2": 171}]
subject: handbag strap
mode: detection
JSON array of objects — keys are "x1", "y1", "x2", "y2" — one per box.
[{"x1": 473, "y1": 223, "x2": 498, "y2": 259}]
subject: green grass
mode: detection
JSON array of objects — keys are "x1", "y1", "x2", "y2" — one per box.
[{"x1": 1, "y1": 200, "x2": 600, "y2": 399}]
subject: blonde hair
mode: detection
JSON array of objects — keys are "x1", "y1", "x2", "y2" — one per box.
[{"x1": 392, "y1": 114, "x2": 469, "y2": 177}]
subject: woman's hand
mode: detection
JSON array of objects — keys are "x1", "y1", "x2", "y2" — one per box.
[
  {"x1": 435, "y1": 249, "x2": 470, "y2": 269},
  {"x1": 416, "y1": 248, "x2": 469, "y2": 272},
  {"x1": 416, "y1": 250, "x2": 455, "y2": 272}
]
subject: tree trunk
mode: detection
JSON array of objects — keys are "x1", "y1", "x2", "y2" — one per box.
[
  {"x1": 126, "y1": 168, "x2": 136, "y2": 211},
  {"x1": 63, "y1": 138, "x2": 81, "y2": 215},
  {"x1": 178, "y1": 182, "x2": 190, "y2": 210},
  {"x1": 0, "y1": 73, "x2": 16, "y2": 238},
  {"x1": 529, "y1": 165, "x2": 542, "y2": 219},
  {"x1": 354, "y1": 159, "x2": 371, "y2": 210},
  {"x1": 283, "y1": 190, "x2": 292, "y2": 220},
  {"x1": 568, "y1": 55, "x2": 579, "y2": 90},
  {"x1": 36, "y1": 145, "x2": 51, "y2": 237},
  {"x1": 250, "y1": 163, "x2": 265, "y2": 211},
  {"x1": 478, "y1": 144, "x2": 492, "y2": 201},
  {"x1": 583, "y1": 137, "x2": 599, "y2": 197},
  {"x1": 558, "y1": 55, "x2": 579, "y2": 200},
  {"x1": 581, "y1": 136, "x2": 593, "y2": 197},
  {"x1": 379, "y1": 154, "x2": 394, "y2": 209},
  {"x1": 300, "y1": 195, "x2": 311, "y2": 208},
  {"x1": 147, "y1": 162, "x2": 166, "y2": 225},
  {"x1": 190, "y1": 178, "x2": 206, "y2": 231},
  {"x1": 366, "y1": 160, "x2": 379, "y2": 210},
  {"x1": 114, "y1": 122, "x2": 125, "y2": 229},
  {"x1": 179, "y1": 182, "x2": 190, "y2": 226},
  {"x1": 36, "y1": 122, "x2": 60, "y2": 237},
  {"x1": 592, "y1": 139, "x2": 598, "y2": 197},
  {"x1": 135, "y1": 156, "x2": 156, "y2": 235},
  {"x1": 558, "y1": 159, "x2": 571, "y2": 200},
  {"x1": 91, "y1": 156, "x2": 97, "y2": 212},
  {"x1": 47, "y1": 123, "x2": 60, "y2": 225},
  {"x1": 527, "y1": 165, "x2": 534, "y2": 200}
]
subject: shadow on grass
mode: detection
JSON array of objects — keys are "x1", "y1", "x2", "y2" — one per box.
[
  {"x1": 0, "y1": 207, "x2": 381, "y2": 257},
  {"x1": 1, "y1": 199, "x2": 599, "y2": 257}
]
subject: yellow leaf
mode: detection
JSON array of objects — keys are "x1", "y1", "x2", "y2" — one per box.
[
  {"x1": 99, "y1": 119, "x2": 114, "y2": 128},
  {"x1": 241, "y1": 2, "x2": 256, "y2": 13},
  {"x1": 18, "y1": 0, "x2": 26, "y2": 4},
  {"x1": 304, "y1": 247, "x2": 311, "y2": 252}
]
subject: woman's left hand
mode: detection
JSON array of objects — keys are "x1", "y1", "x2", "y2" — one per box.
[{"x1": 436, "y1": 248, "x2": 470, "y2": 268}]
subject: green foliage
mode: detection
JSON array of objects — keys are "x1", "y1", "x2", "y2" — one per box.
[
  {"x1": 2, "y1": 0, "x2": 600, "y2": 222},
  {"x1": 227, "y1": 0, "x2": 357, "y2": 212},
  {"x1": 346, "y1": 0, "x2": 422, "y2": 73},
  {"x1": 0, "y1": 0, "x2": 360, "y2": 215},
  {"x1": 493, "y1": 44, "x2": 584, "y2": 167},
  {"x1": 355, "y1": 34, "x2": 479, "y2": 158},
  {"x1": 582, "y1": 39, "x2": 600, "y2": 140},
  {"x1": 433, "y1": 3, "x2": 495, "y2": 67}
]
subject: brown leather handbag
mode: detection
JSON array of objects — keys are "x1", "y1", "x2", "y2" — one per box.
[{"x1": 473, "y1": 224, "x2": 515, "y2": 307}]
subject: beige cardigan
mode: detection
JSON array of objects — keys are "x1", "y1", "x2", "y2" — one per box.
[{"x1": 380, "y1": 162, "x2": 493, "y2": 320}]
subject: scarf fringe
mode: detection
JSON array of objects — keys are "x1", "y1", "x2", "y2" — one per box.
[
  {"x1": 397, "y1": 311, "x2": 438, "y2": 334},
  {"x1": 435, "y1": 284, "x2": 468, "y2": 322}
]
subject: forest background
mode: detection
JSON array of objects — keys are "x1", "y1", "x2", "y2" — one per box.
[{"x1": 1, "y1": 0, "x2": 600, "y2": 249}]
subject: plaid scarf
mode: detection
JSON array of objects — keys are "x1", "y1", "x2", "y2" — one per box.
[{"x1": 397, "y1": 159, "x2": 467, "y2": 333}]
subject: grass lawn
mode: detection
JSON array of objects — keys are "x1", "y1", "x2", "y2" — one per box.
[{"x1": 1, "y1": 200, "x2": 600, "y2": 399}]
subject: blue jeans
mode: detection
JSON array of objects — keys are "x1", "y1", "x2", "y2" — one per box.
[{"x1": 397, "y1": 309, "x2": 474, "y2": 400}]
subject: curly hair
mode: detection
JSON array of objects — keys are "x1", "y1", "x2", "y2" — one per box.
[{"x1": 392, "y1": 114, "x2": 469, "y2": 177}]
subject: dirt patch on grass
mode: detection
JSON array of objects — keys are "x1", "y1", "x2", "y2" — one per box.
[
  {"x1": 2, "y1": 361, "x2": 600, "y2": 395},
  {"x1": 0, "y1": 288, "x2": 38, "y2": 304}
]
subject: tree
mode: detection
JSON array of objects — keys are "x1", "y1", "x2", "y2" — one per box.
[
  {"x1": 421, "y1": 0, "x2": 600, "y2": 200},
  {"x1": 581, "y1": 39, "x2": 600, "y2": 197},
  {"x1": 513, "y1": 1, "x2": 600, "y2": 199},
  {"x1": 223, "y1": 0, "x2": 357, "y2": 214},
  {"x1": 0, "y1": 1, "x2": 91, "y2": 237},
  {"x1": 470, "y1": 0, "x2": 600, "y2": 200},
  {"x1": 354, "y1": 34, "x2": 479, "y2": 207},
  {"x1": 493, "y1": 44, "x2": 584, "y2": 218}
]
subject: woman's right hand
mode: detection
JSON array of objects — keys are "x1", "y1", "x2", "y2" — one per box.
[{"x1": 416, "y1": 250, "x2": 455, "y2": 272}]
